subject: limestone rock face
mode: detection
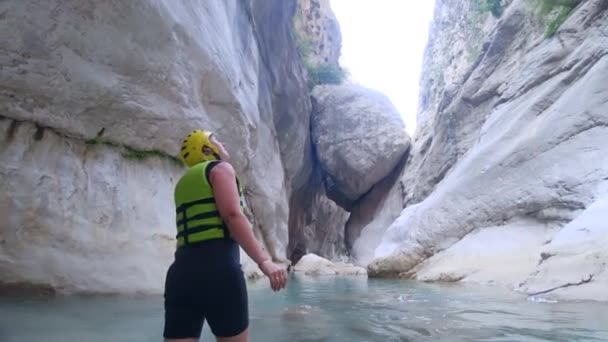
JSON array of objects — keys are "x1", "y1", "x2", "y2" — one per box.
[
  {"x1": 517, "y1": 195, "x2": 608, "y2": 301},
  {"x1": 415, "y1": 0, "x2": 498, "y2": 152},
  {"x1": 294, "y1": 0, "x2": 342, "y2": 66},
  {"x1": 0, "y1": 0, "x2": 313, "y2": 293},
  {"x1": 0, "y1": 120, "x2": 178, "y2": 294},
  {"x1": 366, "y1": 0, "x2": 608, "y2": 301},
  {"x1": 411, "y1": 222, "x2": 558, "y2": 285},
  {"x1": 345, "y1": 152, "x2": 407, "y2": 267},
  {"x1": 287, "y1": 167, "x2": 349, "y2": 264},
  {"x1": 310, "y1": 84, "x2": 411, "y2": 209}
]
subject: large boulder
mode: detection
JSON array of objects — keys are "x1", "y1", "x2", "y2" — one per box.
[{"x1": 311, "y1": 84, "x2": 411, "y2": 209}]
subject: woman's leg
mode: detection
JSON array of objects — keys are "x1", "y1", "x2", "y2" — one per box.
[
  {"x1": 205, "y1": 267, "x2": 249, "y2": 342},
  {"x1": 163, "y1": 262, "x2": 205, "y2": 341}
]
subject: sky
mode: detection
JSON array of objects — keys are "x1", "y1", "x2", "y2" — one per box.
[{"x1": 329, "y1": 1, "x2": 436, "y2": 136}]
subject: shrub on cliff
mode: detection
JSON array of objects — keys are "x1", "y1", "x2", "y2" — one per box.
[
  {"x1": 473, "y1": 0, "x2": 504, "y2": 18},
  {"x1": 293, "y1": 15, "x2": 347, "y2": 89},
  {"x1": 528, "y1": 0, "x2": 581, "y2": 37},
  {"x1": 305, "y1": 62, "x2": 347, "y2": 89},
  {"x1": 471, "y1": 0, "x2": 580, "y2": 37}
]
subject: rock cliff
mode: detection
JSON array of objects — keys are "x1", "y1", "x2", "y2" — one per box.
[
  {"x1": 4, "y1": 0, "x2": 604, "y2": 302},
  {"x1": 293, "y1": 0, "x2": 341, "y2": 67},
  {"x1": 362, "y1": 0, "x2": 608, "y2": 301},
  {"x1": 0, "y1": 0, "x2": 314, "y2": 293},
  {"x1": 0, "y1": 0, "x2": 407, "y2": 294}
]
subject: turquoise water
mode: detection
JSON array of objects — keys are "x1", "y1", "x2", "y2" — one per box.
[{"x1": 1, "y1": 276, "x2": 608, "y2": 341}]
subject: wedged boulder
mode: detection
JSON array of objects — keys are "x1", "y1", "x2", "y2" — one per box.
[
  {"x1": 310, "y1": 84, "x2": 411, "y2": 209},
  {"x1": 293, "y1": 253, "x2": 367, "y2": 276}
]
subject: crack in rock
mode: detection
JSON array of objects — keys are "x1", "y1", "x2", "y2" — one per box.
[{"x1": 528, "y1": 274, "x2": 594, "y2": 297}]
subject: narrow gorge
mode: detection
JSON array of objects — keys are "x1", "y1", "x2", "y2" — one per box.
[{"x1": 1, "y1": 0, "x2": 607, "y2": 304}]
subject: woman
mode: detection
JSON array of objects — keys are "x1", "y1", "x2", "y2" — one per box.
[{"x1": 163, "y1": 129, "x2": 288, "y2": 342}]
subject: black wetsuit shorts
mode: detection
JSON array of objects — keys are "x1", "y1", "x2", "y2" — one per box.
[{"x1": 163, "y1": 239, "x2": 248, "y2": 339}]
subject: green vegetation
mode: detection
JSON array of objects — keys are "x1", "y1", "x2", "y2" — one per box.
[
  {"x1": 85, "y1": 138, "x2": 183, "y2": 167},
  {"x1": 293, "y1": 15, "x2": 347, "y2": 89},
  {"x1": 470, "y1": 0, "x2": 579, "y2": 37},
  {"x1": 85, "y1": 138, "x2": 119, "y2": 148},
  {"x1": 545, "y1": 8, "x2": 572, "y2": 36},
  {"x1": 527, "y1": 0, "x2": 580, "y2": 37},
  {"x1": 304, "y1": 61, "x2": 348, "y2": 89},
  {"x1": 466, "y1": 44, "x2": 482, "y2": 63},
  {"x1": 530, "y1": 0, "x2": 579, "y2": 15},
  {"x1": 294, "y1": 28, "x2": 314, "y2": 58},
  {"x1": 472, "y1": 0, "x2": 504, "y2": 18},
  {"x1": 464, "y1": 0, "x2": 491, "y2": 63}
]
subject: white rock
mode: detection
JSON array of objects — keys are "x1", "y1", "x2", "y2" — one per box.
[
  {"x1": 0, "y1": 0, "x2": 313, "y2": 293},
  {"x1": 0, "y1": 121, "x2": 177, "y2": 294},
  {"x1": 367, "y1": 0, "x2": 608, "y2": 302},
  {"x1": 293, "y1": 253, "x2": 367, "y2": 276},
  {"x1": 517, "y1": 195, "x2": 608, "y2": 301},
  {"x1": 412, "y1": 221, "x2": 557, "y2": 285},
  {"x1": 347, "y1": 159, "x2": 406, "y2": 266},
  {"x1": 416, "y1": 0, "x2": 497, "y2": 142},
  {"x1": 294, "y1": 0, "x2": 342, "y2": 67}
]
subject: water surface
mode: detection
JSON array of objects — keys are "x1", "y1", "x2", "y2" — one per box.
[{"x1": 1, "y1": 276, "x2": 607, "y2": 341}]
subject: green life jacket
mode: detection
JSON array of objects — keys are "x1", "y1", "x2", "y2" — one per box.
[{"x1": 173, "y1": 161, "x2": 245, "y2": 248}]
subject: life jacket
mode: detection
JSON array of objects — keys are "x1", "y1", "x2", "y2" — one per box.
[{"x1": 173, "y1": 161, "x2": 245, "y2": 248}]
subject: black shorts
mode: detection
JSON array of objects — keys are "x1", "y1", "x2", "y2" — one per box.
[{"x1": 163, "y1": 242, "x2": 248, "y2": 339}]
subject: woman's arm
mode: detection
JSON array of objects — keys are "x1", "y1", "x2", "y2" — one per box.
[{"x1": 210, "y1": 161, "x2": 287, "y2": 291}]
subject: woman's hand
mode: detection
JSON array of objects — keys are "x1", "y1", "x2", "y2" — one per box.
[{"x1": 259, "y1": 260, "x2": 288, "y2": 292}]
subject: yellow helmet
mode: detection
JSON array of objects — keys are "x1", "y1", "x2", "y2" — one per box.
[{"x1": 180, "y1": 129, "x2": 221, "y2": 167}]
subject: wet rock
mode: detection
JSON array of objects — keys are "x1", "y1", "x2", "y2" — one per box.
[{"x1": 293, "y1": 253, "x2": 367, "y2": 276}]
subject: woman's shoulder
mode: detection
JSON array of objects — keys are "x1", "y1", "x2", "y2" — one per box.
[
  {"x1": 206, "y1": 160, "x2": 237, "y2": 184},
  {"x1": 207, "y1": 160, "x2": 234, "y2": 174}
]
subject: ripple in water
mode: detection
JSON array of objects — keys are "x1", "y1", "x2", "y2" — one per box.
[{"x1": 1, "y1": 276, "x2": 607, "y2": 341}]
